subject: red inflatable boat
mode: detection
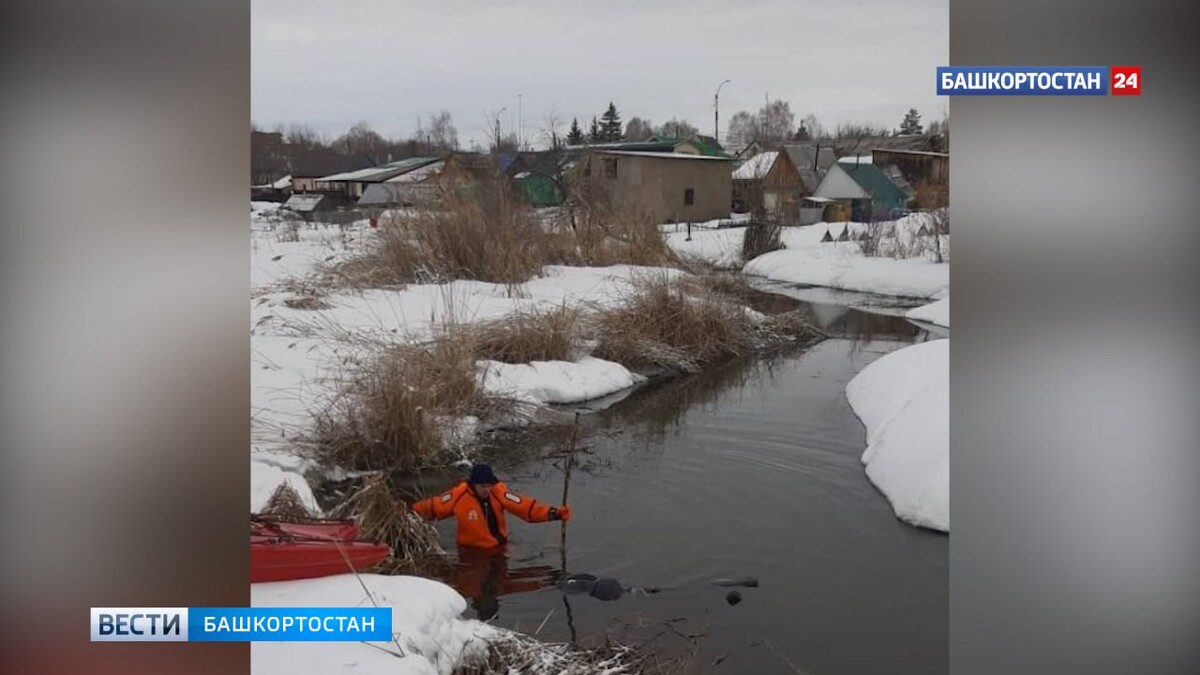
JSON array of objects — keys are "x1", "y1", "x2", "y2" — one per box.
[
  {"x1": 250, "y1": 516, "x2": 360, "y2": 542},
  {"x1": 250, "y1": 517, "x2": 391, "y2": 583}
]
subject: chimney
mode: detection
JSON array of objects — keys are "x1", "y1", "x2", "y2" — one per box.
[{"x1": 813, "y1": 143, "x2": 820, "y2": 171}]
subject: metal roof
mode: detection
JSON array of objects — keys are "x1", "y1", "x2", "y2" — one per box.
[
  {"x1": 595, "y1": 150, "x2": 733, "y2": 161},
  {"x1": 835, "y1": 162, "x2": 909, "y2": 203},
  {"x1": 317, "y1": 157, "x2": 441, "y2": 183},
  {"x1": 384, "y1": 160, "x2": 444, "y2": 183},
  {"x1": 291, "y1": 154, "x2": 374, "y2": 179},
  {"x1": 783, "y1": 143, "x2": 838, "y2": 190}
]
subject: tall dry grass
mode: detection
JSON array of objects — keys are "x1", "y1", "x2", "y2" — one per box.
[
  {"x1": 592, "y1": 274, "x2": 824, "y2": 374},
  {"x1": 326, "y1": 176, "x2": 681, "y2": 291},
  {"x1": 326, "y1": 473, "x2": 448, "y2": 574},
  {"x1": 472, "y1": 305, "x2": 580, "y2": 364},
  {"x1": 311, "y1": 327, "x2": 500, "y2": 473},
  {"x1": 591, "y1": 274, "x2": 758, "y2": 373}
]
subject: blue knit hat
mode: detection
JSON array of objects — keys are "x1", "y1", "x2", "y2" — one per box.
[{"x1": 467, "y1": 463, "x2": 498, "y2": 485}]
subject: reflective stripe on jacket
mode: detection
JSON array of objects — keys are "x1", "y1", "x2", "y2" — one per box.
[{"x1": 411, "y1": 481, "x2": 554, "y2": 549}]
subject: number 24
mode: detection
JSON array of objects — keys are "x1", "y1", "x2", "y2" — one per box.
[{"x1": 1114, "y1": 72, "x2": 1139, "y2": 89}]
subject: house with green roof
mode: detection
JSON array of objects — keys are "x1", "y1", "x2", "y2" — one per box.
[{"x1": 812, "y1": 159, "x2": 910, "y2": 221}]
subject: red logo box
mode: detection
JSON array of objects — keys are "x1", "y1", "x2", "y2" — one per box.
[{"x1": 1111, "y1": 66, "x2": 1141, "y2": 96}]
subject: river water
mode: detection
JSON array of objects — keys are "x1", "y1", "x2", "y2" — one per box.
[{"x1": 425, "y1": 288, "x2": 948, "y2": 674}]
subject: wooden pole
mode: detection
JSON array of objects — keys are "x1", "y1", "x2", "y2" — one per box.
[{"x1": 559, "y1": 412, "x2": 580, "y2": 573}]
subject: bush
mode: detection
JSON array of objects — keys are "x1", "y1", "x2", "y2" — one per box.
[{"x1": 742, "y1": 221, "x2": 783, "y2": 261}]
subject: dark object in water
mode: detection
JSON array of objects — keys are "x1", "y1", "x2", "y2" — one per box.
[
  {"x1": 711, "y1": 576, "x2": 759, "y2": 588},
  {"x1": 559, "y1": 572, "x2": 598, "y2": 595},
  {"x1": 591, "y1": 577, "x2": 624, "y2": 601},
  {"x1": 560, "y1": 572, "x2": 757, "y2": 600},
  {"x1": 726, "y1": 590, "x2": 742, "y2": 606},
  {"x1": 559, "y1": 573, "x2": 626, "y2": 601}
]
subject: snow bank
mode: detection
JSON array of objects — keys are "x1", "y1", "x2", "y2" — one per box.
[
  {"x1": 662, "y1": 226, "x2": 746, "y2": 268},
  {"x1": 744, "y1": 220, "x2": 949, "y2": 299},
  {"x1": 252, "y1": 574, "x2": 501, "y2": 675},
  {"x1": 663, "y1": 217, "x2": 949, "y2": 299},
  {"x1": 479, "y1": 356, "x2": 646, "y2": 405},
  {"x1": 907, "y1": 297, "x2": 949, "y2": 328},
  {"x1": 846, "y1": 339, "x2": 949, "y2": 532},
  {"x1": 250, "y1": 457, "x2": 319, "y2": 514}
]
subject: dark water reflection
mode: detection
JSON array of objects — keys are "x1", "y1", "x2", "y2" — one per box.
[{"x1": 420, "y1": 299, "x2": 946, "y2": 674}]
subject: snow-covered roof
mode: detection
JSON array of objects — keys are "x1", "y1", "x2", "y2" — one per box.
[
  {"x1": 384, "y1": 160, "x2": 444, "y2": 183},
  {"x1": 272, "y1": 174, "x2": 292, "y2": 189},
  {"x1": 732, "y1": 151, "x2": 779, "y2": 180},
  {"x1": 594, "y1": 150, "x2": 733, "y2": 161},
  {"x1": 318, "y1": 157, "x2": 440, "y2": 183},
  {"x1": 317, "y1": 166, "x2": 387, "y2": 182},
  {"x1": 284, "y1": 193, "x2": 326, "y2": 212},
  {"x1": 839, "y1": 155, "x2": 873, "y2": 164}
]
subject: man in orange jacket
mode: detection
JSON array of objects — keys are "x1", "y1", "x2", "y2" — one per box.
[{"x1": 409, "y1": 464, "x2": 571, "y2": 549}]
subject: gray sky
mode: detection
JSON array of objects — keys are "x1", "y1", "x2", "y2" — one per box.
[{"x1": 252, "y1": 0, "x2": 947, "y2": 149}]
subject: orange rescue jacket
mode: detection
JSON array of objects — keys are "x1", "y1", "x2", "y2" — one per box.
[{"x1": 411, "y1": 481, "x2": 555, "y2": 549}]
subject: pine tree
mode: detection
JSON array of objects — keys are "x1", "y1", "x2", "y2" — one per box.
[
  {"x1": 599, "y1": 102, "x2": 623, "y2": 142},
  {"x1": 587, "y1": 116, "x2": 601, "y2": 143},
  {"x1": 566, "y1": 117, "x2": 585, "y2": 146},
  {"x1": 899, "y1": 108, "x2": 923, "y2": 135}
]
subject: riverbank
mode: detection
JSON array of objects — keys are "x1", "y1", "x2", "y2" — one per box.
[
  {"x1": 665, "y1": 214, "x2": 950, "y2": 531},
  {"x1": 249, "y1": 204, "x2": 943, "y2": 673},
  {"x1": 664, "y1": 215, "x2": 949, "y2": 301},
  {"x1": 847, "y1": 338, "x2": 950, "y2": 531}
]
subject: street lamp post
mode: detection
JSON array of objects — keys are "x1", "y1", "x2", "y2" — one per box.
[
  {"x1": 493, "y1": 107, "x2": 507, "y2": 150},
  {"x1": 714, "y1": 79, "x2": 731, "y2": 145}
]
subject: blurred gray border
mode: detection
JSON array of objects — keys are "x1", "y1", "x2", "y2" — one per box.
[{"x1": 952, "y1": 1, "x2": 1199, "y2": 673}]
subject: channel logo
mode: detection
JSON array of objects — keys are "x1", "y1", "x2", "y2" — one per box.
[
  {"x1": 90, "y1": 607, "x2": 392, "y2": 642},
  {"x1": 937, "y1": 66, "x2": 1141, "y2": 96}
]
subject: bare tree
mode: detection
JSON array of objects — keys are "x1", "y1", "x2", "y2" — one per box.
[
  {"x1": 426, "y1": 110, "x2": 458, "y2": 151},
  {"x1": 656, "y1": 117, "x2": 699, "y2": 139},
  {"x1": 834, "y1": 121, "x2": 892, "y2": 139},
  {"x1": 800, "y1": 113, "x2": 825, "y2": 140},
  {"x1": 490, "y1": 132, "x2": 519, "y2": 154},
  {"x1": 333, "y1": 121, "x2": 388, "y2": 163},
  {"x1": 758, "y1": 100, "x2": 795, "y2": 141},
  {"x1": 726, "y1": 111, "x2": 757, "y2": 147},
  {"x1": 726, "y1": 100, "x2": 796, "y2": 145},
  {"x1": 284, "y1": 124, "x2": 325, "y2": 150},
  {"x1": 624, "y1": 116, "x2": 654, "y2": 141}
]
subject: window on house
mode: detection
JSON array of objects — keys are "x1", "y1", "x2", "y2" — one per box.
[
  {"x1": 604, "y1": 158, "x2": 618, "y2": 178},
  {"x1": 684, "y1": 188, "x2": 695, "y2": 205}
]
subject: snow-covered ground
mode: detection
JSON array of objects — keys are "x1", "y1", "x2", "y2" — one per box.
[
  {"x1": 252, "y1": 574, "x2": 501, "y2": 675},
  {"x1": 663, "y1": 226, "x2": 747, "y2": 268},
  {"x1": 846, "y1": 339, "x2": 949, "y2": 532},
  {"x1": 665, "y1": 215, "x2": 949, "y2": 300},
  {"x1": 906, "y1": 297, "x2": 949, "y2": 328},
  {"x1": 250, "y1": 218, "x2": 683, "y2": 513},
  {"x1": 479, "y1": 356, "x2": 647, "y2": 406}
]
